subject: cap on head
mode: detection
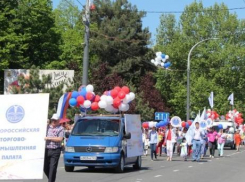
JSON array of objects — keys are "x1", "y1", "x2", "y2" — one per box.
[{"x1": 51, "y1": 113, "x2": 59, "y2": 121}]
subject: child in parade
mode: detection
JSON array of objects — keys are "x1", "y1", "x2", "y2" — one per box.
[
  {"x1": 180, "y1": 138, "x2": 188, "y2": 161},
  {"x1": 234, "y1": 130, "x2": 242, "y2": 152},
  {"x1": 216, "y1": 129, "x2": 227, "y2": 157}
]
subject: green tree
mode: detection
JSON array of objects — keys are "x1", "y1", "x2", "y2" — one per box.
[
  {"x1": 0, "y1": 0, "x2": 62, "y2": 93},
  {"x1": 51, "y1": 0, "x2": 84, "y2": 70},
  {"x1": 155, "y1": 2, "x2": 245, "y2": 119}
]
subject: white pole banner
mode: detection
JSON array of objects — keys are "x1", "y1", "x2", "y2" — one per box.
[
  {"x1": 0, "y1": 94, "x2": 49, "y2": 180},
  {"x1": 124, "y1": 114, "x2": 143, "y2": 157}
]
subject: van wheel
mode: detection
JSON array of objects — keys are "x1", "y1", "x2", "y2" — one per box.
[
  {"x1": 133, "y1": 156, "x2": 141, "y2": 170},
  {"x1": 115, "y1": 154, "x2": 124, "y2": 173},
  {"x1": 65, "y1": 166, "x2": 74, "y2": 172}
]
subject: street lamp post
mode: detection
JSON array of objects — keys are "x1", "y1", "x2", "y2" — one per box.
[{"x1": 186, "y1": 38, "x2": 219, "y2": 121}]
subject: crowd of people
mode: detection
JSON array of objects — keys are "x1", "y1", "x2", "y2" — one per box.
[{"x1": 142, "y1": 122, "x2": 245, "y2": 162}]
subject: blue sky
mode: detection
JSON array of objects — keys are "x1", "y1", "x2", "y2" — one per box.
[{"x1": 53, "y1": 0, "x2": 245, "y2": 42}]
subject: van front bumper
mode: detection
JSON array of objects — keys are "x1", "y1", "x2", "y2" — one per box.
[{"x1": 64, "y1": 152, "x2": 121, "y2": 167}]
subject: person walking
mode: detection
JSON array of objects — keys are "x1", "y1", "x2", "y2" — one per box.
[
  {"x1": 180, "y1": 138, "x2": 188, "y2": 161},
  {"x1": 207, "y1": 127, "x2": 217, "y2": 158},
  {"x1": 234, "y1": 130, "x2": 242, "y2": 152},
  {"x1": 191, "y1": 122, "x2": 204, "y2": 162},
  {"x1": 165, "y1": 123, "x2": 176, "y2": 161},
  {"x1": 217, "y1": 129, "x2": 227, "y2": 157},
  {"x1": 149, "y1": 126, "x2": 158, "y2": 160},
  {"x1": 44, "y1": 114, "x2": 64, "y2": 182},
  {"x1": 156, "y1": 128, "x2": 164, "y2": 156}
]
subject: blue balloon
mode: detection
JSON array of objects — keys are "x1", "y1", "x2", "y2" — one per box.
[
  {"x1": 71, "y1": 91, "x2": 79, "y2": 99},
  {"x1": 185, "y1": 123, "x2": 189, "y2": 128},
  {"x1": 107, "y1": 90, "x2": 111, "y2": 96},
  {"x1": 218, "y1": 124, "x2": 223, "y2": 130},
  {"x1": 156, "y1": 122, "x2": 161, "y2": 128},
  {"x1": 161, "y1": 54, "x2": 166, "y2": 59},
  {"x1": 164, "y1": 62, "x2": 171, "y2": 68},
  {"x1": 80, "y1": 87, "x2": 87, "y2": 97},
  {"x1": 69, "y1": 98, "x2": 77, "y2": 107}
]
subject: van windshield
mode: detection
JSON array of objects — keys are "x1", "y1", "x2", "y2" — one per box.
[{"x1": 72, "y1": 119, "x2": 120, "y2": 136}]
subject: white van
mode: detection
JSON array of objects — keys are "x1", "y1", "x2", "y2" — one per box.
[{"x1": 213, "y1": 120, "x2": 236, "y2": 149}]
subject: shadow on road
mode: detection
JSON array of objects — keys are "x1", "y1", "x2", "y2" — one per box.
[{"x1": 73, "y1": 166, "x2": 150, "y2": 174}]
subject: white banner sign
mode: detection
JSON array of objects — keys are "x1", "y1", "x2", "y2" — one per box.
[
  {"x1": 4, "y1": 69, "x2": 74, "y2": 94},
  {"x1": 124, "y1": 114, "x2": 143, "y2": 157},
  {"x1": 0, "y1": 94, "x2": 49, "y2": 180}
]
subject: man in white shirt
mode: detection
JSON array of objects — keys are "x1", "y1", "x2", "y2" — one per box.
[{"x1": 191, "y1": 122, "x2": 204, "y2": 162}]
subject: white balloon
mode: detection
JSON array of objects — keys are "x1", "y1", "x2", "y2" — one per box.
[
  {"x1": 112, "y1": 108, "x2": 119, "y2": 113},
  {"x1": 83, "y1": 100, "x2": 92, "y2": 108},
  {"x1": 100, "y1": 95, "x2": 107, "y2": 101},
  {"x1": 151, "y1": 59, "x2": 155, "y2": 63},
  {"x1": 86, "y1": 84, "x2": 94, "y2": 92},
  {"x1": 98, "y1": 100, "x2": 107, "y2": 109},
  {"x1": 156, "y1": 52, "x2": 162, "y2": 57},
  {"x1": 161, "y1": 58, "x2": 166, "y2": 63},
  {"x1": 148, "y1": 122, "x2": 153, "y2": 128},
  {"x1": 154, "y1": 62, "x2": 158, "y2": 66},
  {"x1": 156, "y1": 56, "x2": 162, "y2": 62},
  {"x1": 165, "y1": 55, "x2": 169, "y2": 59},
  {"x1": 123, "y1": 94, "x2": 131, "y2": 104},
  {"x1": 119, "y1": 103, "x2": 129, "y2": 111},
  {"x1": 106, "y1": 96, "x2": 113, "y2": 104},
  {"x1": 160, "y1": 63, "x2": 164, "y2": 67},
  {"x1": 129, "y1": 92, "x2": 135, "y2": 101},
  {"x1": 105, "y1": 105, "x2": 114, "y2": 112}
]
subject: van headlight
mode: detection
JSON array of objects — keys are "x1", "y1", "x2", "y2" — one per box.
[
  {"x1": 65, "y1": 147, "x2": 75, "y2": 152},
  {"x1": 104, "y1": 147, "x2": 118, "y2": 153}
]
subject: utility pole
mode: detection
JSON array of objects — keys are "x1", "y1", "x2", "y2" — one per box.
[{"x1": 82, "y1": 0, "x2": 90, "y2": 85}]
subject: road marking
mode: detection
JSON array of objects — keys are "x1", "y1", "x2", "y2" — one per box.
[
  {"x1": 161, "y1": 166, "x2": 165, "y2": 168},
  {"x1": 188, "y1": 166, "x2": 193, "y2": 168},
  {"x1": 139, "y1": 171, "x2": 144, "y2": 173},
  {"x1": 198, "y1": 163, "x2": 203, "y2": 164},
  {"x1": 155, "y1": 175, "x2": 162, "y2": 178},
  {"x1": 173, "y1": 170, "x2": 179, "y2": 172},
  {"x1": 208, "y1": 160, "x2": 212, "y2": 162},
  {"x1": 136, "y1": 179, "x2": 142, "y2": 181}
]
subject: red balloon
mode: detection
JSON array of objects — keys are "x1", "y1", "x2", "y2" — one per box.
[
  {"x1": 121, "y1": 86, "x2": 130, "y2": 94},
  {"x1": 113, "y1": 98, "x2": 121, "y2": 108},
  {"x1": 181, "y1": 122, "x2": 186, "y2": 128},
  {"x1": 187, "y1": 120, "x2": 192, "y2": 126},
  {"x1": 111, "y1": 89, "x2": 119, "y2": 98},
  {"x1": 118, "y1": 91, "x2": 126, "y2": 99},
  {"x1": 94, "y1": 95, "x2": 100, "y2": 102},
  {"x1": 86, "y1": 92, "x2": 94, "y2": 100},
  {"x1": 77, "y1": 96, "x2": 85, "y2": 105},
  {"x1": 114, "y1": 86, "x2": 121, "y2": 92},
  {"x1": 91, "y1": 102, "x2": 99, "y2": 111},
  {"x1": 142, "y1": 122, "x2": 149, "y2": 129}
]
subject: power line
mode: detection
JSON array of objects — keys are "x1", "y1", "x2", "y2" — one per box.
[{"x1": 143, "y1": 6, "x2": 245, "y2": 14}]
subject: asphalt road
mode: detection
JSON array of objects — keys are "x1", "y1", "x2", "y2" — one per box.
[{"x1": 32, "y1": 147, "x2": 245, "y2": 182}]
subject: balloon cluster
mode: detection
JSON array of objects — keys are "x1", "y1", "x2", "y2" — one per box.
[
  {"x1": 69, "y1": 84, "x2": 100, "y2": 111},
  {"x1": 68, "y1": 85, "x2": 135, "y2": 113},
  {"x1": 225, "y1": 109, "x2": 244, "y2": 125},
  {"x1": 181, "y1": 120, "x2": 192, "y2": 128},
  {"x1": 99, "y1": 86, "x2": 135, "y2": 113},
  {"x1": 142, "y1": 120, "x2": 169, "y2": 129},
  {"x1": 151, "y1": 52, "x2": 171, "y2": 69},
  {"x1": 207, "y1": 109, "x2": 219, "y2": 120}
]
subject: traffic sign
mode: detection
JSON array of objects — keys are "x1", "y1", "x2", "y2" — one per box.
[{"x1": 155, "y1": 112, "x2": 170, "y2": 121}]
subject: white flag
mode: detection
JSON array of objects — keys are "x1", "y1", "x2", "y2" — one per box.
[
  {"x1": 228, "y1": 93, "x2": 234, "y2": 105},
  {"x1": 208, "y1": 92, "x2": 214, "y2": 108}
]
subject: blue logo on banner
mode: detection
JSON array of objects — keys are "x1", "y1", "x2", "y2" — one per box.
[
  {"x1": 155, "y1": 112, "x2": 170, "y2": 121},
  {"x1": 6, "y1": 105, "x2": 25, "y2": 123}
]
